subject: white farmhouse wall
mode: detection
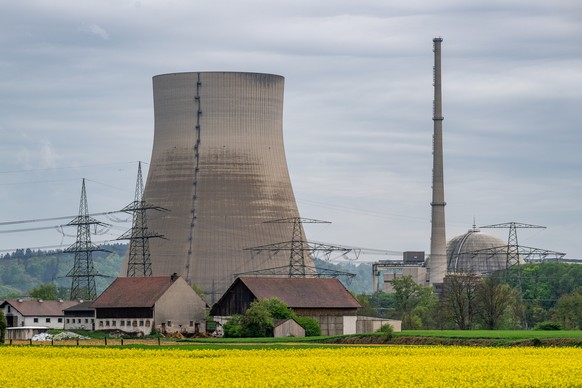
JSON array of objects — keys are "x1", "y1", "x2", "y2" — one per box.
[
  {"x1": 64, "y1": 317, "x2": 95, "y2": 331},
  {"x1": 343, "y1": 316, "x2": 358, "y2": 335},
  {"x1": 96, "y1": 318, "x2": 154, "y2": 335},
  {"x1": 18, "y1": 315, "x2": 64, "y2": 329}
]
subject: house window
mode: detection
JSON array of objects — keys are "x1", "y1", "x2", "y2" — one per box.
[
  {"x1": 106, "y1": 320, "x2": 110, "y2": 327},
  {"x1": 85, "y1": 319, "x2": 89, "y2": 324},
  {"x1": 139, "y1": 320, "x2": 144, "y2": 326},
  {"x1": 167, "y1": 320, "x2": 172, "y2": 327},
  {"x1": 145, "y1": 321, "x2": 151, "y2": 327},
  {"x1": 120, "y1": 321, "x2": 125, "y2": 327},
  {"x1": 66, "y1": 319, "x2": 70, "y2": 324},
  {"x1": 126, "y1": 320, "x2": 131, "y2": 326},
  {"x1": 112, "y1": 320, "x2": 117, "y2": 327},
  {"x1": 99, "y1": 321, "x2": 103, "y2": 327},
  {"x1": 46, "y1": 318, "x2": 51, "y2": 323},
  {"x1": 189, "y1": 321, "x2": 194, "y2": 327},
  {"x1": 58, "y1": 318, "x2": 63, "y2": 323},
  {"x1": 132, "y1": 320, "x2": 137, "y2": 327},
  {"x1": 33, "y1": 318, "x2": 39, "y2": 323},
  {"x1": 7, "y1": 306, "x2": 11, "y2": 313}
]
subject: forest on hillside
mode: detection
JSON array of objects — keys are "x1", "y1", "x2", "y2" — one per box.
[
  {"x1": 0, "y1": 244, "x2": 373, "y2": 298},
  {"x1": 0, "y1": 244, "x2": 126, "y2": 298}
]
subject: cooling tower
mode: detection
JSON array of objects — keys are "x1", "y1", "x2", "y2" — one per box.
[
  {"x1": 429, "y1": 38, "x2": 447, "y2": 285},
  {"x1": 122, "y1": 72, "x2": 312, "y2": 303}
]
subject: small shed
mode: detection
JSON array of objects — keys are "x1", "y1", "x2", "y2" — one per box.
[
  {"x1": 210, "y1": 277, "x2": 361, "y2": 336},
  {"x1": 274, "y1": 318, "x2": 305, "y2": 338}
]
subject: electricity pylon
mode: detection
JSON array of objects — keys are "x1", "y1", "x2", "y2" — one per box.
[
  {"x1": 64, "y1": 179, "x2": 108, "y2": 300},
  {"x1": 118, "y1": 162, "x2": 166, "y2": 277}
]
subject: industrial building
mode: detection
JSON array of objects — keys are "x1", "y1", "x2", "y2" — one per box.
[{"x1": 121, "y1": 72, "x2": 313, "y2": 303}]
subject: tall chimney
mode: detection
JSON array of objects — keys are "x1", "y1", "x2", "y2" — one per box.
[{"x1": 429, "y1": 37, "x2": 447, "y2": 285}]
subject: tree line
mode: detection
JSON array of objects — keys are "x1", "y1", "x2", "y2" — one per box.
[{"x1": 355, "y1": 262, "x2": 582, "y2": 330}]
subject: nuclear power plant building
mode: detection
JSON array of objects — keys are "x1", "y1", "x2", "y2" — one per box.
[{"x1": 122, "y1": 72, "x2": 313, "y2": 302}]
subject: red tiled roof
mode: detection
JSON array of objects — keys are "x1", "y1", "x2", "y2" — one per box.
[
  {"x1": 91, "y1": 276, "x2": 175, "y2": 308},
  {"x1": 2, "y1": 300, "x2": 80, "y2": 316},
  {"x1": 238, "y1": 277, "x2": 361, "y2": 309}
]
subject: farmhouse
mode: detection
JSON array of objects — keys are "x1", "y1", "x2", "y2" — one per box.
[
  {"x1": 210, "y1": 277, "x2": 361, "y2": 336},
  {"x1": 91, "y1": 274, "x2": 206, "y2": 336},
  {"x1": 0, "y1": 299, "x2": 80, "y2": 329}
]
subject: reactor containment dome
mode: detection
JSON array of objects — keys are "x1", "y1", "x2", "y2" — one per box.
[
  {"x1": 446, "y1": 227, "x2": 507, "y2": 275},
  {"x1": 121, "y1": 72, "x2": 313, "y2": 303}
]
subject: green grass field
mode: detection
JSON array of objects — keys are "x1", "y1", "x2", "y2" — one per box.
[
  {"x1": 28, "y1": 329, "x2": 580, "y2": 349},
  {"x1": 398, "y1": 330, "x2": 582, "y2": 339}
]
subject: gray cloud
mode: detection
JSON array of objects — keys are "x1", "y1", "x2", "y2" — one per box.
[{"x1": 0, "y1": 0, "x2": 580, "y2": 260}]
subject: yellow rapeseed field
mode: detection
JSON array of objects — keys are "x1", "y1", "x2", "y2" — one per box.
[{"x1": 1, "y1": 346, "x2": 581, "y2": 387}]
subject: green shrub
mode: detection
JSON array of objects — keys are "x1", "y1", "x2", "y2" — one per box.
[
  {"x1": 263, "y1": 298, "x2": 294, "y2": 320},
  {"x1": 241, "y1": 301, "x2": 274, "y2": 337},
  {"x1": 294, "y1": 316, "x2": 321, "y2": 337},
  {"x1": 534, "y1": 321, "x2": 562, "y2": 331},
  {"x1": 223, "y1": 315, "x2": 243, "y2": 338},
  {"x1": 0, "y1": 309, "x2": 6, "y2": 343},
  {"x1": 376, "y1": 323, "x2": 394, "y2": 341}
]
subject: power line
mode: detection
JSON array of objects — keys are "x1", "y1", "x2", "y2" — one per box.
[
  {"x1": 0, "y1": 161, "x2": 146, "y2": 175},
  {"x1": 0, "y1": 211, "x2": 127, "y2": 227},
  {"x1": 0, "y1": 239, "x2": 124, "y2": 254}
]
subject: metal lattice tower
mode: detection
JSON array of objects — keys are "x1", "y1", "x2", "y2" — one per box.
[
  {"x1": 64, "y1": 179, "x2": 108, "y2": 300},
  {"x1": 285, "y1": 217, "x2": 323, "y2": 277},
  {"x1": 239, "y1": 217, "x2": 355, "y2": 279},
  {"x1": 480, "y1": 221, "x2": 552, "y2": 329},
  {"x1": 118, "y1": 162, "x2": 166, "y2": 277},
  {"x1": 481, "y1": 222, "x2": 546, "y2": 269}
]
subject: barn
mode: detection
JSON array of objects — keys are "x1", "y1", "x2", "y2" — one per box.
[
  {"x1": 210, "y1": 277, "x2": 361, "y2": 336},
  {"x1": 91, "y1": 274, "x2": 206, "y2": 336}
]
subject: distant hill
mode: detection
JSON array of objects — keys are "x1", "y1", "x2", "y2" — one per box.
[
  {"x1": 314, "y1": 258, "x2": 372, "y2": 294},
  {"x1": 0, "y1": 243, "x2": 126, "y2": 298},
  {"x1": 0, "y1": 244, "x2": 373, "y2": 299}
]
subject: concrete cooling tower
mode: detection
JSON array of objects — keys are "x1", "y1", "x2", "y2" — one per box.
[{"x1": 122, "y1": 72, "x2": 313, "y2": 302}]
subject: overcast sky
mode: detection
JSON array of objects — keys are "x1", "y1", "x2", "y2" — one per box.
[{"x1": 1, "y1": 0, "x2": 581, "y2": 261}]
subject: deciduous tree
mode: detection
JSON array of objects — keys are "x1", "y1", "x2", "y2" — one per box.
[
  {"x1": 475, "y1": 276, "x2": 520, "y2": 329},
  {"x1": 29, "y1": 284, "x2": 58, "y2": 300},
  {"x1": 442, "y1": 273, "x2": 480, "y2": 330},
  {"x1": 554, "y1": 287, "x2": 582, "y2": 330}
]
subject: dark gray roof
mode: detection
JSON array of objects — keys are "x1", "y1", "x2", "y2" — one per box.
[{"x1": 63, "y1": 301, "x2": 94, "y2": 312}]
